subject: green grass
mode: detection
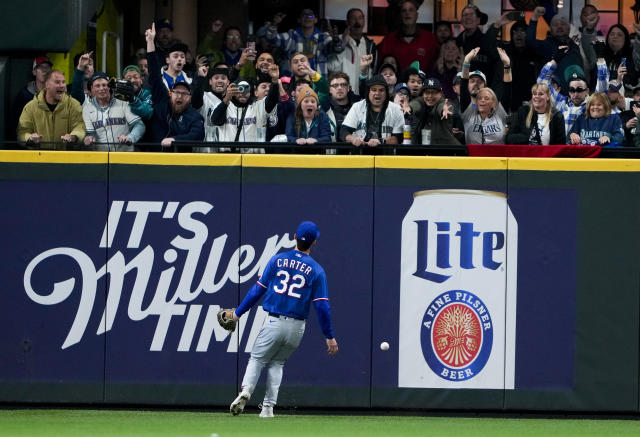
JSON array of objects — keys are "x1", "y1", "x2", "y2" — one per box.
[{"x1": 0, "y1": 409, "x2": 639, "y2": 437}]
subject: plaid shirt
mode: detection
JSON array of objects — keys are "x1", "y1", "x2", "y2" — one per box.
[
  {"x1": 266, "y1": 26, "x2": 342, "y2": 76},
  {"x1": 537, "y1": 60, "x2": 608, "y2": 133}
]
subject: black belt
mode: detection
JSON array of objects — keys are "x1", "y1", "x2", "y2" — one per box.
[{"x1": 268, "y1": 312, "x2": 304, "y2": 321}]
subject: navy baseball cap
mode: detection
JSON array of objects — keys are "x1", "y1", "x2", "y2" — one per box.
[{"x1": 296, "y1": 221, "x2": 320, "y2": 243}]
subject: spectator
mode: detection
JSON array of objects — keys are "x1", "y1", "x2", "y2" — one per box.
[
  {"x1": 410, "y1": 78, "x2": 460, "y2": 145},
  {"x1": 392, "y1": 83, "x2": 413, "y2": 125},
  {"x1": 537, "y1": 50, "x2": 608, "y2": 134},
  {"x1": 385, "y1": 0, "x2": 424, "y2": 31},
  {"x1": 197, "y1": 18, "x2": 225, "y2": 58},
  {"x1": 326, "y1": 72, "x2": 361, "y2": 142},
  {"x1": 404, "y1": 68, "x2": 423, "y2": 100},
  {"x1": 209, "y1": 27, "x2": 252, "y2": 69},
  {"x1": 456, "y1": 4, "x2": 494, "y2": 83},
  {"x1": 262, "y1": 8, "x2": 343, "y2": 76},
  {"x1": 579, "y1": 4, "x2": 602, "y2": 80},
  {"x1": 161, "y1": 42, "x2": 192, "y2": 92},
  {"x1": 154, "y1": 18, "x2": 177, "y2": 61},
  {"x1": 526, "y1": 7, "x2": 583, "y2": 90},
  {"x1": 378, "y1": 0, "x2": 438, "y2": 72},
  {"x1": 210, "y1": 64, "x2": 280, "y2": 145},
  {"x1": 228, "y1": 49, "x2": 271, "y2": 83},
  {"x1": 122, "y1": 65, "x2": 153, "y2": 120},
  {"x1": 286, "y1": 86, "x2": 332, "y2": 146},
  {"x1": 506, "y1": 83, "x2": 566, "y2": 145},
  {"x1": 145, "y1": 23, "x2": 204, "y2": 151},
  {"x1": 434, "y1": 21, "x2": 453, "y2": 45},
  {"x1": 137, "y1": 56, "x2": 149, "y2": 86},
  {"x1": 379, "y1": 55, "x2": 400, "y2": 73},
  {"x1": 607, "y1": 80, "x2": 632, "y2": 114},
  {"x1": 10, "y1": 56, "x2": 53, "y2": 141},
  {"x1": 327, "y1": 8, "x2": 377, "y2": 95},
  {"x1": 601, "y1": 25, "x2": 638, "y2": 88},
  {"x1": 267, "y1": 78, "x2": 311, "y2": 143},
  {"x1": 361, "y1": 60, "x2": 397, "y2": 97},
  {"x1": 70, "y1": 52, "x2": 95, "y2": 100},
  {"x1": 191, "y1": 63, "x2": 229, "y2": 142},
  {"x1": 460, "y1": 47, "x2": 512, "y2": 144},
  {"x1": 81, "y1": 72, "x2": 146, "y2": 151},
  {"x1": 340, "y1": 75, "x2": 404, "y2": 148},
  {"x1": 619, "y1": 81, "x2": 640, "y2": 146},
  {"x1": 17, "y1": 70, "x2": 85, "y2": 149},
  {"x1": 428, "y1": 37, "x2": 462, "y2": 101},
  {"x1": 506, "y1": 20, "x2": 543, "y2": 112},
  {"x1": 568, "y1": 92, "x2": 624, "y2": 146},
  {"x1": 288, "y1": 52, "x2": 330, "y2": 110}
]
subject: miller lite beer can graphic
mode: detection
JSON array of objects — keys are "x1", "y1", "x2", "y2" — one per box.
[{"x1": 398, "y1": 190, "x2": 517, "y2": 389}]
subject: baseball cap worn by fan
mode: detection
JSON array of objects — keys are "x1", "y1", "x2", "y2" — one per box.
[
  {"x1": 296, "y1": 221, "x2": 320, "y2": 244},
  {"x1": 173, "y1": 81, "x2": 192, "y2": 93},
  {"x1": 469, "y1": 70, "x2": 487, "y2": 84},
  {"x1": 33, "y1": 56, "x2": 52, "y2": 70},
  {"x1": 422, "y1": 77, "x2": 442, "y2": 92},
  {"x1": 156, "y1": 18, "x2": 173, "y2": 30}
]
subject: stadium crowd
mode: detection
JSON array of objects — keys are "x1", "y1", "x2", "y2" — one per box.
[{"x1": 12, "y1": 1, "x2": 640, "y2": 152}]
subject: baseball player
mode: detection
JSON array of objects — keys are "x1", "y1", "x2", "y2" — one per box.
[{"x1": 226, "y1": 221, "x2": 338, "y2": 418}]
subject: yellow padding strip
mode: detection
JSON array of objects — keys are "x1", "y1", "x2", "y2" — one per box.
[
  {"x1": 0, "y1": 150, "x2": 108, "y2": 164},
  {"x1": 508, "y1": 158, "x2": 640, "y2": 172},
  {"x1": 376, "y1": 156, "x2": 507, "y2": 170},
  {"x1": 242, "y1": 154, "x2": 374, "y2": 168}
]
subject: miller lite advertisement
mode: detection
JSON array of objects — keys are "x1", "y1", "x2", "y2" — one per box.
[{"x1": 398, "y1": 190, "x2": 517, "y2": 389}]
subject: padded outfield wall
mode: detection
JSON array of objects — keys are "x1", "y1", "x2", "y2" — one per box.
[{"x1": 0, "y1": 151, "x2": 638, "y2": 412}]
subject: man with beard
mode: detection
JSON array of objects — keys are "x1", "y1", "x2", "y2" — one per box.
[
  {"x1": 80, "y1": 72, "x2": 145, "y2": 151},
  {"x1": 122, "y1": 65, "x2": 153, "y2": 120},
  {"x1": 378, "y1": 0, "x2": 438, "y2": 72},
  {"x1": 145, "y1": 22, "x2": 204, "y2": 151},
  {"x1": 154, "y1": 18, "x2": 177, "y2": 61},
  {"x1": 340, "y1": 75, "x2": 404, "y2": 149},
  {"x1": 210, "y1": 63, "x2": 280, "y2": 148},
  {"x1": 527, "y1": 6, "x2": 583, "y2": 90},
  {"x1": 326, "y1": 72, "x2": 361, "y2": 142},
  {"x1": 191, "y1": 62, "x2": 230, "y2": 143},
  {"x1": 327, "y1": 8, "x2": 377, "y2": 95},
  {"x1": 18, "y1": 70, "x2": 85, "y2": 149}
]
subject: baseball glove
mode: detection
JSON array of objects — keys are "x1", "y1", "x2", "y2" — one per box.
[{"x1": 217, "y1": 308, "x2": 237, "y2": 332}]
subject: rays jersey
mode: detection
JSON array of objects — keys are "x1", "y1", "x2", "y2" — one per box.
[{"x1": 259, "y1": 250, "x2": 328, "y2": 320}]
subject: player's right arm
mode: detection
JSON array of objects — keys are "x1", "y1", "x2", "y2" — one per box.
[{"x1": 312, "y1": 270, "x2": 338, "y2": 354}]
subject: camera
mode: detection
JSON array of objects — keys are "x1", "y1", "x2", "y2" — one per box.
[
  {"x1": 109, "y1": 78, "x2": 135, "y2": 102},
  {"x1": 236, "y1": 81, "x2": 250, "y2": 94}
]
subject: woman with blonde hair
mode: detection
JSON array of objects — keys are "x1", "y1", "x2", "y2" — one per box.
[
  {"x1": 568, "y1": 92, "x2": 624, "y2": 146},
  {"x1": 506, "y1": 82, "x2": 566, "y2": 145},
  {"x1": 460, "y1": 46, "x2": 512, "y2": 144}
]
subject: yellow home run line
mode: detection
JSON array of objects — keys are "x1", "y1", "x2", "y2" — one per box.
[{"x1": 0, "y1": 151, "x2": 638, "y2": 172}]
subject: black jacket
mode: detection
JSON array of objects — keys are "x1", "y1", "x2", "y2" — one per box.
[{"x1": 506, "y1": 106, "x2": 566, "y2": 145}]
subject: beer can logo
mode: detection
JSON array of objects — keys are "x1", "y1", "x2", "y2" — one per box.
[{"x1": 421, "y1": 290, "x2": 493, "y2": 381}]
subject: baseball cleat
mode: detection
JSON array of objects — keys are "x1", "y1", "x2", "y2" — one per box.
[
  {"x1": 259, "y1": 404, "x2": 274, "y2": 418},
  {"x1": 230, "y1": 392, "x2": 249, "y2": 416}
]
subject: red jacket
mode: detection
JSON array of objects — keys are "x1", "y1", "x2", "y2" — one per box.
[{"x1": 378, "y1": 29, "x2": 439, "y2": 73}]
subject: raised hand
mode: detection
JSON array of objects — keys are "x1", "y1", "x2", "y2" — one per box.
[
  {"x1": 497, "y1": 47, "x2": 511, "y2": 66},
  {"x1": 360, "y1": 54, "x2": 373, "y2": 74},
  {"x1": 464, "y1": 47, "x2": 481, "y2": 64},
  {"x1": 196, "y1": 56, "x2": 209, "y2": 77},
  {"x1": 77, "y1": 51, "x2": 93, "y2": 71},
  {"x1": 441, "y1": 99, "x2": 452, "y2": 120},
  {"x1": 533, "y1": 6, "x2": 546, "y2": 20},
  {"x1": 268, "y1": 64, "x2": 280, "y2": 82},
  {"x1": 145, "y1": 22, "x2": 156, "y2": 44}
]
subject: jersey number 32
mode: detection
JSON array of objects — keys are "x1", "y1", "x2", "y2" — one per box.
[{"x1": 273, "y1": 270, "x2": 305, "y2": 299}]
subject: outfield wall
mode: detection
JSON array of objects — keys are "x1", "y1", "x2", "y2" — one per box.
[{"x1": 1, "y1": 151, "x2": 639, "y2": 412}]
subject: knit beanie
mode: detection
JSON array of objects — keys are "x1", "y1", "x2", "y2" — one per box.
[{"x1": 296, "y1": 85, "x2": 319, "y2": 106}]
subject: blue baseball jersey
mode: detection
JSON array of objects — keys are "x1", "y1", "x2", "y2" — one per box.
[{"x1": 258, "y1": 249, "x2": 329, "y2": 320}]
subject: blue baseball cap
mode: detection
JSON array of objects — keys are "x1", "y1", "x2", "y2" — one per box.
[{"x1": 296, "y1": 221, "x2": 320, "y2": 243}]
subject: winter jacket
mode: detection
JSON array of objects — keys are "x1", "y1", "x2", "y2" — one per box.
[
  {"x1": 410, "y1": 97, "x2": 461, "y2": 146},
  {"x1": 144, "y1": 50, "x2": 205, "y2": 151},
  {"x1": 506, "y1": 106, "x2": 566, "y2": 145},
  {"x1": 285, "y1": 111, "x2": 332, "y2": 143},
  {"x1": 17, "y1": 90, "x2": 85, "y2": 148}
]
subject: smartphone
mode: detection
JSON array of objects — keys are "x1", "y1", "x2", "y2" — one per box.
[
  {"x1": 631, "y1": 101, "x2": 640, "y2": 109},
  {"x1": 246, "y1": 35, "x2": 256, "y2": 52},
  {"x1": 507, "y1": 11, "x2": 524, "y2": 21},
  {"x1": 622, "y1": 57, "x2": 627, "y2": 67}
]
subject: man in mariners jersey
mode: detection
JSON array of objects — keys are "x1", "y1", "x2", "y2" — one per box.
[{"x1": 228, "y1": 221, "x2": 338, "y2": 418}]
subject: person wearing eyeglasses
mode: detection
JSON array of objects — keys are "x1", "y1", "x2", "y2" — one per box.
[
  {"x1": 144, "y1": 23, "x2": 204, "y2": 152},
  {"x1": 326, "y1": 72, "x2": 361, "y2": 143},
  {"x1": 537, "y1": 46, "x2": 609, "y2": 134},
  {"x1": 260, "y1": 8, "x2": 343, "y2": 77}
]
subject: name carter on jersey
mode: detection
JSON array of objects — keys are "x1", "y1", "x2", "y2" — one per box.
[{"x1": 276, "y1": 257, "x2": 313, "y2": 275}]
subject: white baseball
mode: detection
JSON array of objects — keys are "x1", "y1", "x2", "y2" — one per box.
[{"x1": 380, "y1": 341, "x2": 389, "y2": 351}]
